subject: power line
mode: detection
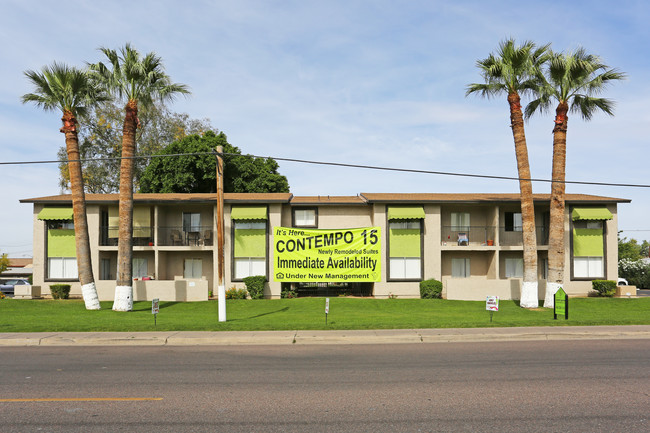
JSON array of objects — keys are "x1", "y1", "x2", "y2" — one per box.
[{"x1": 1, "y1": 151, "x2": 650, "y2": 189}]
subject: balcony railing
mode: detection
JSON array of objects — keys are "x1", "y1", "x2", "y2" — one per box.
[
  {"x1": 499, "y1": 226, "x2": 549, "y2": 246},
  {"x1": 441, "y1": 226, "x2": 496, "y2": 246},
  {"x1": 441, "y1": 226, "x2": 549, "y2": 246},
  {"x1": 158, "y1": 226, "x2": 213, "y2": 246},
  {"x1": 100, "y1": 226, "x2": 154, "y2": 246},
  {"x1": 99, "y1": 226, "x2": 214, "y2": 247}
]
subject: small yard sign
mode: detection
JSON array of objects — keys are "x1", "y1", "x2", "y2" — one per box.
[
  {"x1": 325, "y1": 298, "x2": 330, "y2": 325},
  {"x1": 152, "y1": 298, "x2": 160, "y2": 326},
  {"x1": 486, "y1": 296, "x2": 499, "y2": 322},
  {"x1": 554, "y1": 288, "x2": 568, "y2": 320}
]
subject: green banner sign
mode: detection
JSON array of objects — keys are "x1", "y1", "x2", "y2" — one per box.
[{"x1": 273, "y1": 227, "x2": 382, "y2": 282}]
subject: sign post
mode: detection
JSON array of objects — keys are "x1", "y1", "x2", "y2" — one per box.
[
  {"x1": 152, "y1": 298, "x2": 160, "y2": 327},
  {"x1": 325, "y1": 298, "x2": 330, "y2": 325},
  {"x1": 486, "y1": 296, "x2": 499, "y2": 322},
  {"x1": 554, "y1": 287, "x2": 568, "y2": 320}
]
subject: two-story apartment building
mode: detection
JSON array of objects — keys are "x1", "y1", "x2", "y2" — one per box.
[{"x1": 21, "y1": 192, "x2": 628, "y2": 301}]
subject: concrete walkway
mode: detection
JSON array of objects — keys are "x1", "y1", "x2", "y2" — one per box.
[{"x1": 1, "y1": 325, "x2": 650, "y2": 346}]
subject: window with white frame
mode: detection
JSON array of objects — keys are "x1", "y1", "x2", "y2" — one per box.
[
  {"x1": 48, "y1": 257, "x2": 78, "y2": 279},
  {"x1": 233, "y1": 220, "x2": 267, "y2": 280},
  {"x1": 293, "y1": 208, "x2": 317, "y2": 227},
  {"x1": 451, "y1": 212, "x2": 470, "y2": 231},
  {"x1": 100, "y1": 258, "x2": 113, "y2": 280},
  {"x1": 540, "y1": 258, "x2": 548, "y2": 280},
  {"x1": 183, "y1": 212, "x2": 201, "y2": 232},
  {"x1": 184, "y1": 258, "x2": 203, "y2": 279},
  {"x1": 505, "y1": 257, "x2": 524, "y2": 278},
  {"x1": 573, "y1": 257, "x2": 604, "y2": 278},
  {"x1": 505, "y1": 212, "x2": 523, "y2": 232},
  {"x1": 132, "y1": 258, "x2": 148, "y2": 279},
  {"x1": 572, "y1": 219, "x2": 605, "y2": 279},
  {"x1": 388, "y1": 219, "x2": 422, "y2": 279},
  {"x1": 451, "y1": 258, "x2": 470, "y2": 278}
]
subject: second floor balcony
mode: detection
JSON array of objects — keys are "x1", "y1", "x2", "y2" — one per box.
[
  {"x1": 100, "y1": 226, "x2": 214, "y2": 247},
  {"x1": 441, "y1": 226, "x2": 548, "y2": 247}
]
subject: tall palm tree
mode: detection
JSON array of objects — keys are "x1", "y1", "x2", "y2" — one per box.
[
  {"x1": 467, "y1": 39, "x2": 549, "y2": 308},
  {"x1": 22, "y1": 63, "x2": 107, "y2": 310},
  {"x1": 89, "y1": 44, "x2": 190, "y2": 311},
  {"x1": 525, "y1": 48, "x2": 625, "y2": 307}
]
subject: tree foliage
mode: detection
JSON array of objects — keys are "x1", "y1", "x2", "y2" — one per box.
[
  {"x1": 618, "y1": 236, "x2": 650, "y2": 261},
  {"x1": 0, "y1": 253, "x2": 10, "y2": 274},
  {"x1": 139, "y1": 130, "x2": 290, "y2": 193},
  {"x1": 58, "y1": 101, "x2": 212, "y2": 192}
]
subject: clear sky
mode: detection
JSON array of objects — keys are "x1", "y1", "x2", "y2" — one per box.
[{"x1": 1, "y1": 0, "x2": 648, "y2": 258}]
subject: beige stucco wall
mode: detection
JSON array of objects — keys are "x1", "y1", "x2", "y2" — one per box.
[{"x1": 27, "y1": 198, "x2": 624, "y2": 301}]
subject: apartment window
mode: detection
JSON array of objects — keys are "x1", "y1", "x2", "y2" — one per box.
[
  {"x1": 232, "y1": 206, "x2": 268, "y2": 280},
  {"x1": 133, "y1": 258, "x2": 148, "y2": 279},
  {"x1": 48, "y1": 257, "x2": 78, "y2": 279},
  {"x1": 505, "y1": 212, "x2": 523, "y2": 231},
  {"x1": 100, "y1": 258, "x2": 113, "y2": 280},
  {"x1": 451, "y1": 258, "x2": 470, "y2": 278},
  {"x1": 505, "y1": 258, "x2": 524, "y2": 278},
  {"x1": 183, "y1": 212, "x2": 201, "y2": 232},
  {"x1": 233, "y1": 220, "x2": 266, "y2": 280},
  {"x1": 451, "y1": 212, "x2": 470, "y2": 231},
  {"x1": 574, "y1": 257, "x2": 604, "y2": 278},
  {"x1": 46, "y1": 224, "x2": 77, "y2": 280},
  {"x1": 388, "y1": 212, "x2": 423, "y2": 280},
  {"x1": 293, "y1": 208, "x2": 317, "y2": 227},
  {"x1": 572, "y1": 217, "x2": 605, "y2": 279},
  {"x1": 184, "y1": 258, "x2": 203, "y2": 279}
]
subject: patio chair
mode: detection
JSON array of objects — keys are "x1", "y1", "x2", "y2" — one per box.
[
  {"x1": 171, "y1": 230, "x2": 183, "y2": 245},
  {"x1": 203, "y1": 229, "x2": 213, "y2": 246},
  {"x1": 457, "y1": 232, "x2": 469, "y2": 246}
]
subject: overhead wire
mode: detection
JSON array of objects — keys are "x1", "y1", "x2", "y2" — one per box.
[{"x1": 1, "y1": 151, "x2": 649, "y2": 188}]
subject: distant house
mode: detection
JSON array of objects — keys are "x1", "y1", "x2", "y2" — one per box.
[
  {"x1": 0, "y1": 257, "x2": 33, "y2": 281},
  {"x1": 21, "y1": 192, "x2": 628, "y2": 301}
]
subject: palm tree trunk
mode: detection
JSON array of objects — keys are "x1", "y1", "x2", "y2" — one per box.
[
  {"x1": 62, "y1": 111, "x2": 101, "y2": 310},
  {"x1": 113, "y1": 100, "x2": 138, "y2": 311},
  {"x1": 508, "y1": 92, "x2": 538, "y2": 308},
  {"x1": 544, "y1": 101, "x2": 569, "y2": 307}
]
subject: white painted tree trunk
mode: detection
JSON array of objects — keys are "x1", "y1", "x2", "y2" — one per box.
[
  {"x1": 81, "y1": 282, "x2": 101, "y2": 310},
  {"x1": 520, "y1": 281, "x2": 539, "y2": 308},
  {"x1": 112, "y1": 285, "x2": 133, "y2": 311},
  {"x1": 543, "y1": 282, "x2": 562, "y2": 308}
]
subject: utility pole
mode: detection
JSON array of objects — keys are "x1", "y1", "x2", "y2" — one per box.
[{"x1": 216, "y1": 145, "x2": 226, "y2": 322}]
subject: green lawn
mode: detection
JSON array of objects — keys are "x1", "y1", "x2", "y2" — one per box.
[{"x1": 0, "y1": 297, "x2": 648, "y2": 332}]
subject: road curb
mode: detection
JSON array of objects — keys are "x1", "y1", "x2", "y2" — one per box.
[{"x1": 1, "y1": 326, "x2": 649, "y2": 346}]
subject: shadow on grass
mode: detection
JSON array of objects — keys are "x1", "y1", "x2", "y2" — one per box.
[{"x1": 227, "y1": 306, "x2": 290, "y2": 322}]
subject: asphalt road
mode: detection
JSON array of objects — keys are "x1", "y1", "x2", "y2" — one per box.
[{"x1": 1, "y1": 340, "x2": 648, "y2": 432}]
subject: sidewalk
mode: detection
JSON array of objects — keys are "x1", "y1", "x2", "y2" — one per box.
[{"x1": 1, "y1": 325, "x2": 650, "y2": 346}]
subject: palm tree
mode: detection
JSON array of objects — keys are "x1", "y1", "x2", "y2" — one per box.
[
  {"x1": 467, "y1": 39, "x2": 549, "y2": 308},
  {"x1": 525, "y1": 48, "x2": 625, "y2": 307},
  {"x1": 22, "y1": 63, "x2": 107, "y2": 310},
  {"x1": 89, "y1": 44, "x2": 190, "y2": 311}
]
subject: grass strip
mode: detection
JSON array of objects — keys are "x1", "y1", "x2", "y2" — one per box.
[{"x1": 0, "y1": 297, "x2": 648, "y2": 332}]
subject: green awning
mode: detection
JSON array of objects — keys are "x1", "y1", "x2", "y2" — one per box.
[
  {"x1": 387, "y1": 206, "x2": 425, "y2": 220},
  {"x1": 231, "y1": 206, "x2": 267, "y2": 220},
  {"x1": 573, "y1": 228, "x2": 604, "y2": 257},
  {"x1": 572, "y1": 207, "x2": 613, "y2": 221},
  {"x1": 38, "y1": 207, "x2": 73, "y2": 220}
]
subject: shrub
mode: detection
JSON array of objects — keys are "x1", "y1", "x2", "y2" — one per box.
[
  {"x1": 281, "y1": 287, "x2": 297, "y2": 298},
  {"x1": 50, "y1": 284, "x2": 71, "y2": 299},
  {"x1": 419, "y1": 279, "x2": 443, "y2": 299},
  {"x1": 592, "y1": 280, "x2": 616, "y2": 297},
  {"x1": 225, "y1": 287, "x2": 248, "y2": 300},
  {"x1": 243, "y1": 275, "x2": 267, "y2": 299}
]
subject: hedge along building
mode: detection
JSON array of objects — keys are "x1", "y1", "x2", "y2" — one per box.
[{"x1": 21, "y1": 192, "x2": 628, "y2": 301}]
